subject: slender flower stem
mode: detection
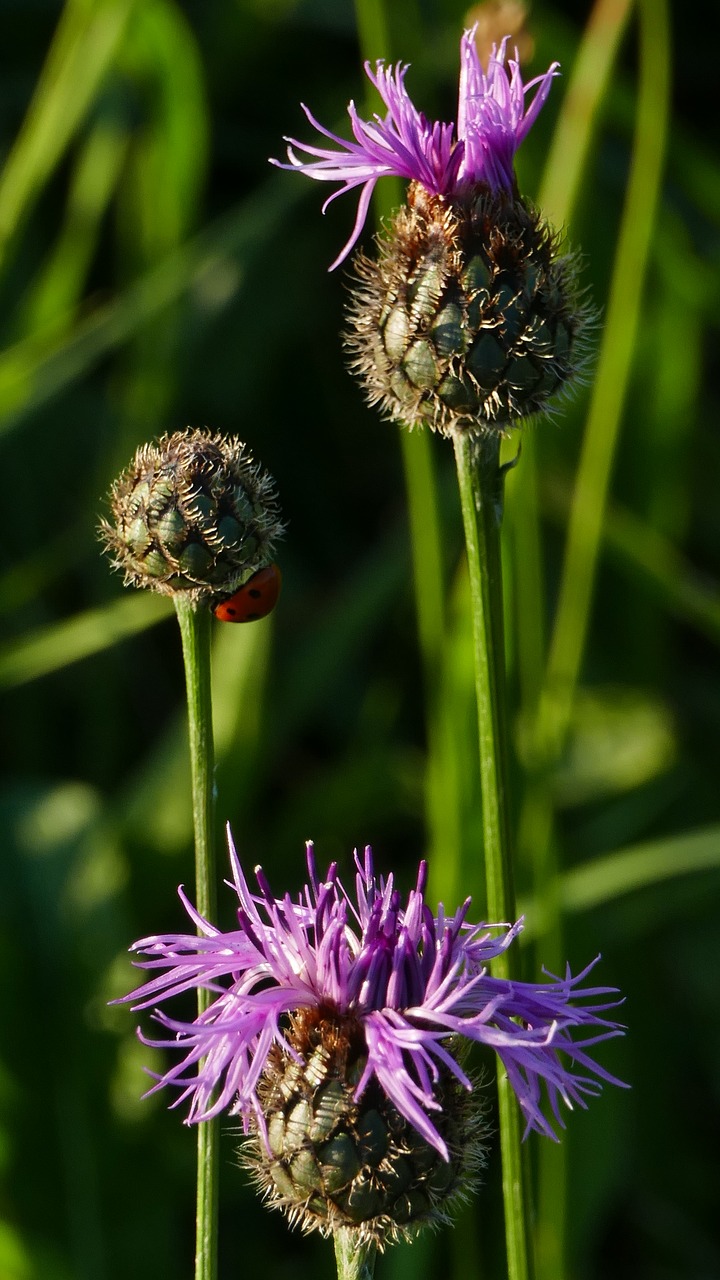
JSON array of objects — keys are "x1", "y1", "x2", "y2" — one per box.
[
  {"x1": 452, "y1": 429, "x2": 532, "y2": 1280},
  {"x1": 334, "y1": 1228, "x2": 377, "y2": 1280},
  {"x1": 452, "y1": 432, "x2": 514, "y2": 924},
  {"x1": 174, "y1": 597, "x2": 219, "y2": 1280}
]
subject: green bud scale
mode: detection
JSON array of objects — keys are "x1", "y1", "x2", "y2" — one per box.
[
  {"x1": 101, "y1": 429, "x2": 283, "y2": 601},
  {"x1": 346, "y1": 182, "x2": 589, "y2": 437},
  {"x1": 243, "y1": 1007, "x2": 486, "y2": 1248}
]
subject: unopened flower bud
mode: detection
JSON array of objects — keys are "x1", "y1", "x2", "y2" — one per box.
[{"x1": 101, "y1": 429, "x2": 283, "y2": 602}]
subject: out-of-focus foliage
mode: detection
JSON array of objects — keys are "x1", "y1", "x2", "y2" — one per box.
[{"x1": 1, "y1": 2, "x2": 719, "y2": 1279}]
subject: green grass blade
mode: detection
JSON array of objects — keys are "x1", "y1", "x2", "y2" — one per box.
[
  {"x1": 520, "y1": 825, "x2": 720, "y2": 936},
  {"x1": 543, "y1": 474, "x2": 720, "y2": 648},
  {"x1": 538, "y1": 0, "x2": 634, "y2": 226},
  {"x1": 541, "y1": 0, "x2": 671, "y2": 744},
  {"x1": 19, "y1": 117, "x2": 129, "y2": 337},
  {"x1": 0, "y1": 0, "x2": 135, "y2": 270},
  {"x1": 0, "y1": 175, "x2": 301, "y2": 435},
  {"x1": 0, "y1": 594, "x2": 171, "y2": 689}
]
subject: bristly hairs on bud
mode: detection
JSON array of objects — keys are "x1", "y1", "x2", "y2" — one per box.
[
  {"x1": 100, "y1": 428, "x2": 284, "y2": 603},
  {"x1": 240, "y1": 1010, "x2": 489, "y2": 1248},
  {"x1": 345, "y1": 181, "x2": 592, "y2": 438}
]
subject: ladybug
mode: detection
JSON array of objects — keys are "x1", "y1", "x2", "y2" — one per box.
[{"x1": 213, "y1": 563, "x2": 282, "y2": 623}]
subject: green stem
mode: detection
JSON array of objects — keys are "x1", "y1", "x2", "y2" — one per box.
[
  {"x1": 540, "y1": 0, "x2": 671, "y2": 754},
  {"x1": 452, "y1": 430, "x2": 531, "y2": 1280},
  {"x1": 452, "y1": 433, "x2": 513, "y2": 925},
  {"x1": 173, "y1": 597, "x2": 219, "y2": 1280},
  {"x1": 333, "y1": 1228, "x2": 377, "y2": 1280}
]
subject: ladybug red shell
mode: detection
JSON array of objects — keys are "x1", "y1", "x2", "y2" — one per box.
[{"x1": 213, "y1": 563, "x2": 282, "y2": 623}]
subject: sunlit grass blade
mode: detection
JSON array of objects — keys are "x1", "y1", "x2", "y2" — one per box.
[
  {"x1": 116, "y1": 0, "x2": 209, "y2": 260},
  {"x1": 507, "y1": 0, "x2": 634, "y2": 732},
  {"x1": 108, "y1": 0, "x2": 210, "y2": 451},
  {"x1": 505, "y1": 5, "x2": 653, "y2": 1277},
  {"x1": 0, "y1": 175, "x2": 302, "y2": 435},
  {"x1": 540, "y1": 0, "x2": 671, "y2": 750},
  {"x1": 518, "y1": 824, "x2": 720, "y2": 936},
  {"x1": 0, "y1": 0, "x2": 135, "y2": 271},
  {"x1": 543, "y1": 475, "x2": 720, "y2": 648},
  {"x1": 0, "y1": 594, "x2": 171, "y2": 689},
  {"x1": 538, "y1": 0, "x2": 634, "y2": 228},
  {"x1": 19, "y1": 117, "x2": 129, "y2": 338}
]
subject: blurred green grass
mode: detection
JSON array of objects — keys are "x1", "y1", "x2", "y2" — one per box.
[{"x1": 1, "y1": 2, "x2": 720, "y2": 1279}]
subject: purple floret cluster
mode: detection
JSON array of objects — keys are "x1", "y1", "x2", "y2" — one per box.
[
  {"x1": 271, "y1": 28, "x2": 559, "y2": 267},
  {"x1": 123, "y1": 835, "x2": 625, "y2": 1159}
]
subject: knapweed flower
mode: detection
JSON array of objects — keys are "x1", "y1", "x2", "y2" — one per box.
[
  {"x1": 271, "y1": 28, "x2": 590, "y2": 435},
  {"x1": 101, "y1": 429, "x2": 283, "y2": 604},
  {"x1": 120, "y1": 837, "x2": 626, "y2": 1244}
]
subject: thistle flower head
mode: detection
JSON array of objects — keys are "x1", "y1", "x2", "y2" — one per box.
[
  {"x1": 100, "y1": 429, "x2": 283, "y2": 603},
  {"x1": 272, "y1": 28, "x2": 588, "y2": 436},
  {"x1": 271, "y1": 27, "x2": 558, "y2": 269},
  {"x1": 119, "y1": 837, "x2": 626, "y2": 1242}
]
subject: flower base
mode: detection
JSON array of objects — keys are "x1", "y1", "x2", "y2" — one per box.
[{"x1": 243, "y1": 1007, "x2": 485, "y2": 1247}]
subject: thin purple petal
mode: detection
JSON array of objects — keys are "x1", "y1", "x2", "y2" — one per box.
[
  {"x1": 270, "y1": 26, "x2": 560, "y2": 267},
  {"x1": 117, "y1": 836, "x2": 626, "y2": 1153}
]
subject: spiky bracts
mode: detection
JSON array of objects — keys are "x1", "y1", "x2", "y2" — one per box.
[
  {"x1": 243, "y1": 1007, "x2": 486, "y2": 1247},
  {"x1": 101, "y1": 429, "x2": 283, "y2": 602},
  {"x1": 347, "y1": 183, "x2": 588, "y2": 436}
]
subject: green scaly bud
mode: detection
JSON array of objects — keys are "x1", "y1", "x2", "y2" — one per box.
[
  {"x1": 242, "y1": 1008, "x2": 487, "y2": 1249},
  {"x1": 101, "y1": 428, "x2": 283, "y2": 602},
  {"x1": 346, "y1": 182, "x2": 591, "y2": 437}
]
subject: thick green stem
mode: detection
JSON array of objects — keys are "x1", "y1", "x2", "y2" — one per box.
[
  {"x1": 333, "y1": 1228, "x2": 377, "y2": 1280},
  {"x1": 452, "y1": 430, "x2": 532, "y2": 1280},
  {"x1": 174, "y1": 597, "x2": 219, "y2": 1280}
]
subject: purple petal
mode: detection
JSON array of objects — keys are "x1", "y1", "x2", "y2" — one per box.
[
  {"x1": 116, "y1": 836, "x2": 626, "y2": 1150},
  {"x1": 270, "y1": 27, "x2": 560, "y2": 267}
]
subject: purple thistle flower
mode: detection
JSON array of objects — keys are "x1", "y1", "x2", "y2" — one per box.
[
  {"x1": 270, "y1": 28, "x2": 559, "y2": 269},
  {"x1": 121, "y1": 835, "x2": 626, "y2": 1161}
]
